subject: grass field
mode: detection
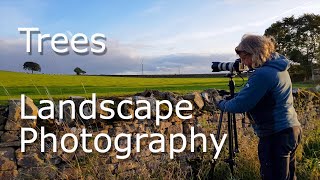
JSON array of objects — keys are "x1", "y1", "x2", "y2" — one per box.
[{"x1": 0, "y1": 70, "x2": 316, "y2": 104}]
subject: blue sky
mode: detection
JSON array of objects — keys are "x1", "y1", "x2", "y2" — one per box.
[{"x1": 0, "y1": 0, "x2": 320, "y2": 74}]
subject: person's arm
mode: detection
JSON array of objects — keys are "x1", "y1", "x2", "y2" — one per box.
[{"x1": 218, "y1": 71, "x2": 272, "y2": 113}]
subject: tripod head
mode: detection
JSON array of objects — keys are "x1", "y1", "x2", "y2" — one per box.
[{"x1": 225, "y1": 72, "x2": 237, "y2": 79}]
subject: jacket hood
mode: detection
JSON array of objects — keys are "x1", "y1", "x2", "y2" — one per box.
[{"x1": 263, "y1": 53, "x2": 290, "y2": 71}]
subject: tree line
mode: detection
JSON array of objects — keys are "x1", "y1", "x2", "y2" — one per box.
[
  {"x1": 264, "y1": 13, "x2": 320, "y2": 81},
  {"x1": 23, "y1": 62, "x2": 86, "y2": 75}
]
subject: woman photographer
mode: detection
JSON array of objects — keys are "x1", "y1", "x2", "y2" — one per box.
[{"x1": 214, "y1": 34, "x2": 302, "y2": 180}]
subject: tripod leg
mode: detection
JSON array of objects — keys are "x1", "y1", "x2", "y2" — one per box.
[
  {"x1": 233, "y1": 113, "x2": 239, "y2": 153},
  {"x1": 228, "y1": 112, "x2": 233, "y2": 155},
  {"x1": 216, "y1": 110, "x2": 224, "y2": 140},
  {"x1": 227, "y1": 112, "x2": 235, "y2": 175}
]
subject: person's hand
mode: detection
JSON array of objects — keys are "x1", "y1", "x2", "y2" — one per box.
[{"x1": 211, "y1": 89, "x2": 223, "y2": 107}]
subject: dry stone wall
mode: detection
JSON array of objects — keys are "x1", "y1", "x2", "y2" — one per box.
[{"x1": 0, "y1": 89, "x2": 319, "y2": 180}]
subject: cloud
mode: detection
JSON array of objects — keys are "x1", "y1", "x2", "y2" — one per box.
[
  {"x1": 0, "y1": 38, "x2": 234, "y2": 75},
  {"x1": 0, "y1": 38, "x2": 140, "y2": 74},
  {"x1": 248, "y1": 1, "x2": 314, "y2": 27},
  {"x1": 140, "y1": 3, "x2": 163, "y2": 16},
  {"x1": 123, "y1": 0, "x2": 320, "y2": 57},
  {"x1": 0, "y1": 0, "x2": 47, "y2": 37},
  {"x1": 2, "y1": 0, "x2": 319, "y2": 75},
  {"x1": 129, "y1": 53, "x2": 235, "y2": 75}
]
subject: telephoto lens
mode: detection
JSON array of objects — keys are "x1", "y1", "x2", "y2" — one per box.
[
  {"x1": 211, "y1": 59, "x2": 247, "y2": 73},
  {"x1": 211, "y1": 62, "x2": 235, "y2": 72}
]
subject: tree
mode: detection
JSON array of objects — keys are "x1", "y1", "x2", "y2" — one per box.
[
  {"x1": 264, "y1": 13, "x2": 320, "y2": 80},
  {"x1": 74, "y1": 67, "x2": 86, "y2": 75},
  {"x1": 23, "y1": 61, "x2": 41, "y2": 74}
]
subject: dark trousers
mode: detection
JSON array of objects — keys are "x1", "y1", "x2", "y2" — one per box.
[{"x1": 258, "y1": 126, "x2": 302, "y2": 180}]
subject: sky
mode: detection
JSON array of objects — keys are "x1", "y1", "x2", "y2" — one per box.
[{"x1": 0, "y1": 0, "x2": 320, "y2": 75}]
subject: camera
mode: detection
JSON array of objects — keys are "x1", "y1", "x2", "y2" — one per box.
[{"x1": 211, "y1": 59, "x2": 248, "y2": 73}]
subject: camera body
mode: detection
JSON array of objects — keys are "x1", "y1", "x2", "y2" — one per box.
[{"x1": 211, "y1": 58, "x2": 248, "y2": 73}]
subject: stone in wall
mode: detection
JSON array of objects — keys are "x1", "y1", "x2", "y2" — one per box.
[
  {"x1": 0, "y1": 131, "x2": 19, "y2": 142},
  {"x1": 97, "y1": 98, "x2": 111, "y2": 120},
  {"x1": 5, "y1": 96, "x2": 38, "y2": 131},
  {"x1": 0, "y1": 147, "x2": 16, "y2": 171},
  {"x1": 165, "y1": 92, "x2": 180, "y2": 106},
  {"x1": 166, "y1": 123, "x2": 183, "y2": 135},
  {"x1": 15, "y1": 147, "x2": 45, "y2": 167},
  {"x1": 0, "y1": 106, "x2": 8, "y2": 125},
  {"x1": 0, "y1": 129, "x2": 35, "y2": 144},
  {"x1": 201, "y1": 89, "x2": 219, "y2": 111},
  {"x1": 137, "y1": 90, "x2": 187, "y2": 108},
  {"x1": 133, "y1": 96, "x2": 157, "y2": 117},
  {"x1": 69, "y1": 96, "x2": 86, "y2": 109},
  {"x1": 110, "y1": 97, "x2": 135, "y2": 121},
  {"x1": 159, "y1": 121, "x2": 172, "y2": 134},
  {"x1": 55, "y1": 98, "x2": 76, "y2": 126},
  {"x1": 0, "y1": 116, "x2": 6, "y2": 129},
  {"x1": 183, "y1": 92, "x2": 204, "y2": 110}
]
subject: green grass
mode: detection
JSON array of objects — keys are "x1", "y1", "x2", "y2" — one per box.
[
  {"x1": 0, "y1": 70, "x2": 316, "y2": 104},
  {"x1": 0, "y1": 71, "x2": 242, "y2": 101}
]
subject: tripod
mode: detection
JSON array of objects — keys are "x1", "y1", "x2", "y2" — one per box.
[{"x1": 210, "y1": 72, "x2": 240, "y2": 176}]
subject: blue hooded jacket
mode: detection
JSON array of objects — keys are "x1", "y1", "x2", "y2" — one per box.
[{"x1": 218, "y1": 53, "x2": 300, "y2": 137}]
